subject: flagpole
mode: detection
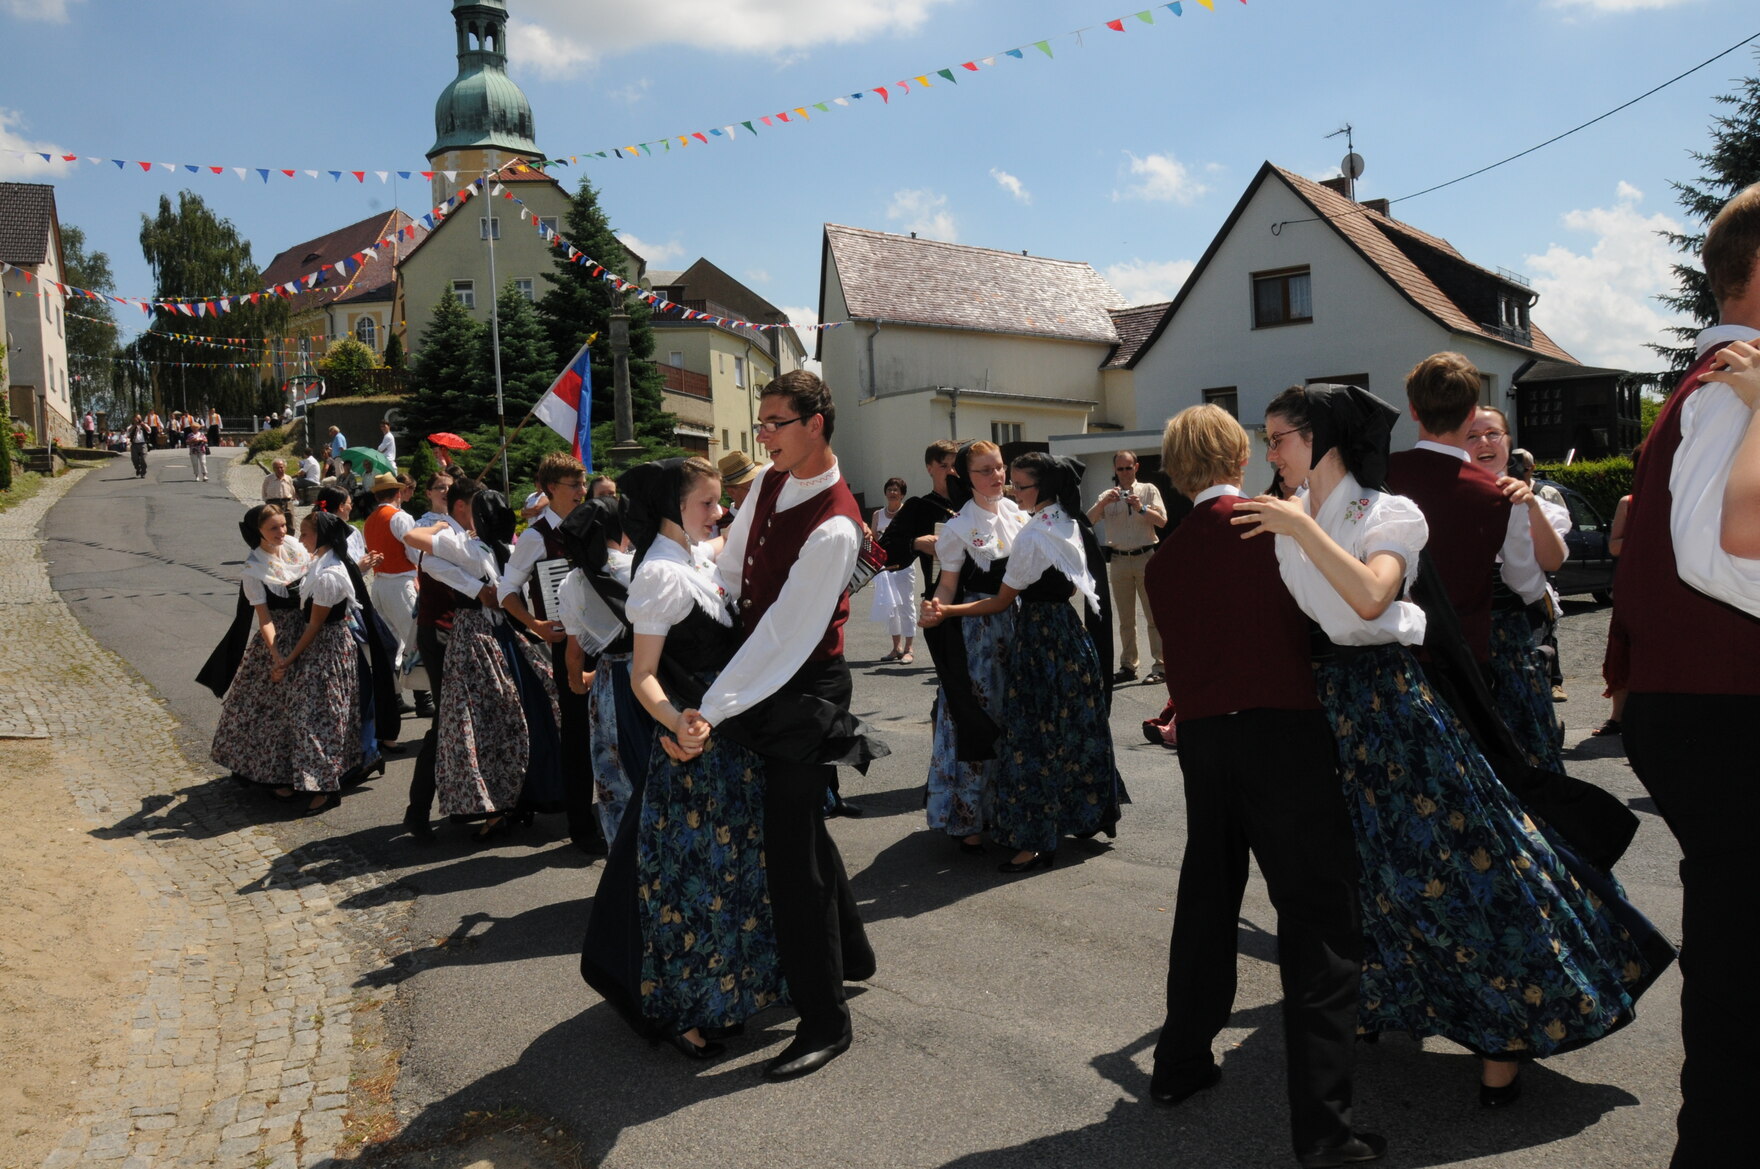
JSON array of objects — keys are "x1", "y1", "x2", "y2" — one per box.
[{"x1": 484, "y1": 167, "x2": 510, "y2": 492}]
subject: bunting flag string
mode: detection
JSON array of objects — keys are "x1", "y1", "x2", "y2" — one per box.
[{"x1": 4, "y1": 2, "x2": 1243, "y2": 178}]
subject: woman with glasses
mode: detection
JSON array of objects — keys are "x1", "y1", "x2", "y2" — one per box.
[
  {"x1": 1468, "y1": 407, "x2": 1572, "y2": 772},
  {"x1": 1237, "y1": 384, "x2": 1670, "y2": 1108},
  {"x1": 921, "y1": 452, "x2": 1122, "y2": 873},
  {"x1": 868, "y1": 476, "x2": 920, "y2": 664}
]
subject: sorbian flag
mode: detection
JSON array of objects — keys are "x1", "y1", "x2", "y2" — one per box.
[{"x1": 531, "y1": 335, "x2": 597, "y2": 470}]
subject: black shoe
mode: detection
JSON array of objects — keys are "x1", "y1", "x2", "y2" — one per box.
[
  {"x1": 1479, "y1": 1067, "x2": 1523, "y2": 1109},
  {"x1": 301, "y1": 792, "x2": 341, "y2": 817},
  {"x1": 762, "y1": 1026, "x2": 852, "y2": 1080},
  {"x1": 827, "y1": 798, "x2": 865, "y2": 818},
  {"x1": 1143, "y1": 667, "x2": 1166, "y2": 685},
  {"x1": 1112, "y1": 667, "x2": 1137, "y2": 685},
  {"x1": 379, "y1": 740, "x2": 415, "y2": 758},
  {"x1": 662, "y1": 1031, "x2": 725, "y2": 1062},
  {"x1": 1142, "y1": 720, "x2": 1166, "y2": 746},
  {"x1": 997, "y1": 851, "x2": 1054, "y2": 874},
  {"x1": 402, "y1": 807, "x2": 434, "y2": 842},
  {"x1": 1296, "y1": 1132, "x2": 1386, "y2": 1168},
  {"x1": 1149, "y1": 1063, "x2": 1221, "y2": 1104},
  {"x1": 957, "y1": 837, "x2": 986, "y2": 855},
  {"x1": 472, "y1": 815, "x2": 510, "y2": 843},
  {"x1": 413, "y1": 691, "x2": 435, "y2": 719},
  {"x1": 396, "y1": 697, "x2": 417, "y2": 715},
  {"x1": 701, "y1": 1022, "x2": 745, "y2": 1042}
]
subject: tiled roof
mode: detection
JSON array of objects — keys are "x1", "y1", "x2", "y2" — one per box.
[
  {"x1": 0, "y1": 181, "x2": 57, "y2": 266},
  {"x1": 1272, "y1": 166, "x2": 1574, "y2": 362},
  {"x1": 260, "y1": 209, "x2": 413, "y2": 312},
  {"x1": 1104, "y1": 302, "x2": 1171, "y2": 369},
  {"x1": 822, "y1": 223, "x2": 1123, "y2": 344}
]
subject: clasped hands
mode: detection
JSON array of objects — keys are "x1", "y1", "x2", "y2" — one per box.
[
  {"x1": 918, "y1": 598, "x2": 947, "y2": 628},
  {"x1": 660, "y1": 708, "x2": 712, "y2": 762}
]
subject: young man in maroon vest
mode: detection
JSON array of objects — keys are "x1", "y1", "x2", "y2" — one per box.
[
  {"x1": 499, "y1": 453, "x2": 601, "y2": 853},
  {"x1": 1616, "y1": 183, "x2": 1760, "y2": 1168},
  {"x1": 680, "y1": 369, "x2": 876, "y2": 1080},
  {"x1": 1143, "y1": 406, "x2": 1379, "y2": 1169},
  {"x1": 1384, "y1": 352, "x2": 1557, "y2": 664}
]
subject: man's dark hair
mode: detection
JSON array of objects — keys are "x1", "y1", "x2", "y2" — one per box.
[
  {"x1": 923, "y1": 438, "x2": 959, "y2": 465},
  {"x1": 446, "y1": 476, "x2": 483, "y2": 511},
  {"x1": 764, "y1": 369, "x2": 836, "y2": 441},
  {"x1": 1404, "y1": 351, "x2": 1483, "y2": 435}
]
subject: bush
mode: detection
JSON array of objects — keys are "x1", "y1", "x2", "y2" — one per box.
[
  {"x1": 1534, "y1": 456, "x2": 1633, "y2": 519},
  {"x1": 246, "y1": 424, "x2": 291, "y2": 459},
  {"x1": 317, "y1": 338, "x2": 381, "y2": 399},
  {"x1": 0, "y1": 422, "x2": 12, "y2": 491}
]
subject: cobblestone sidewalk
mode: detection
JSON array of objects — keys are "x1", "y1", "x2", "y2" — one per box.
[{"x1": 1, "y1": 468, "x2": 411, "y2": 1169}]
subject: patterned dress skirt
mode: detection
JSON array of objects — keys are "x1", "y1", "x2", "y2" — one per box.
[
  {"x1": 926, "y1": 596, "x2": 1015, "y2": 837},
  {"x1": 435, "y1": 609, "x2": 531, "y2": 816},
  {"x1": 1489, "y1": 609, "x2": 1565, "y2": 773},
  {"x1": 1315, "y1": 643, "x2": 1669, "y2": 1058},
  {"x1": 212, "y1": 609, "x2": 309, "y2": 786},
  {"x1": 588, "y1": 653, "x2": 650, "y2": 841},
  {"x1": 992, "y1": 600, "x2": 1123, "y2": 854},
  {"x1": 637, "y1": 706, "x2": 786, "y2": 1033}
]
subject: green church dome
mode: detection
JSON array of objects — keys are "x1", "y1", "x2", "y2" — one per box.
[{"x1": 429, "y1": 0, "x2": 539, "y2": 157}]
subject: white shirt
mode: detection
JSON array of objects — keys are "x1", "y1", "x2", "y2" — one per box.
[
  {"x1": 606, "y1": 546, "x2": 635, "y2": 586},
  {"x1": 627, "y1": 535, "x2": 734, "y2": 636},
  {"x1": 699, "y1": 461, "x2": 862, "y2": 726},
  {"x1": 299, "y1": 455, "x2": 320, "y2": 481},
  {"x1": 345, "y1": 528, "x2": 368, "y2": 566},
  {"x1": 303, "y1": 551, "x2": 356, "y2": 612},
  {"x1": 1670, "y1": 325, "x2": 1760, "y2": 616},
  {"x1": 1410, "y1": 439, "x2": 1548, "y2": 604},
  {"x1": 1003, "y1": 503, "x2": 1100, "y2": 613},
  {"x1": 377, "y1": 431, "x2": 397, "y2": 464},
  {"x1": 425, "y1": 527, "x2": 504, "y2": 620},
  {"x1": 1274, "y1": 472, "x2": 1430, "y2": 647},
  {"x1": 496, "y1": 508, "x2": 568, "y2": 606},
  {"x1": 240, "y1": 541, "x2": 310, "y2": 606},
  {"x1": 935, "y1": 497, "x2": 1028, "y2": 574}
]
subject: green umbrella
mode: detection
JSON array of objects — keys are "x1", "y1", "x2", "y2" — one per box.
[{"x1": 339, "y1": 445, "x2": 394, "y2": 475}]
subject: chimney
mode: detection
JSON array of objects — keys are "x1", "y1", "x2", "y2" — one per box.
[
  {"x1": 1362, "y1": 198, "x2": 1391, "y2": 218},
  {"x1": 1320, "y1": 177, "x2": 1352, "y2": 198},
  {"x1": 909, "y1": 231, "x2": 917, "y2": 239}
]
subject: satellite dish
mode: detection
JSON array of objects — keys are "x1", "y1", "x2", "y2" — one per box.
[{"x1": 1341, "y1": 152, "x2": 1365, "y2": 181}]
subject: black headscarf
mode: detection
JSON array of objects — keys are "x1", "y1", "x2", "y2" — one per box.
[
  {"x1": 943, "y1": 441, "x2": 978, "y2": 510},
  {"x1": 306, "y1": 510, "x2": 353, "y2": 559},
  {"x1": 471, "y1": 490, "x2": 516, "y2": 572},
  {"x1": 560, "y1": 495, "x2": 623, "y2": 574},
  {"x1": 1301, "y1": 383, "x2": 1401, "y2": 491},
  {"x1": 239, "y1": 503, "x2": 276, "y2": 549},
  {"x1": 313, "y1": 485, "x2": 350, "y2": 518},
  {"x1": 618, "y1": 458, "x2": 688, "y2": 567}
]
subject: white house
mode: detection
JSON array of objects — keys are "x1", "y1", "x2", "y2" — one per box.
[
  {"x1": 1, "y1": 181, "x2": 74, "y2": 446},
  {"x1": 816, "y1": 223, "x2": 1137, "y2": 502},
  {"x1": 1124, "y1": 163, "x2": 1577, "y2": 452}
]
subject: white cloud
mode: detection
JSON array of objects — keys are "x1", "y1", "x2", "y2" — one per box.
[
  {"x1": 990, "y1": 167, "x2": 1031, "y2": 204},
  {"x1": 886, "y1": 189, "x2": 956, "y2": 243},
  {"x1": 1524, "y1": 182, "x2": 1691, "y2": 370},
  {"x1": 617, "y1": 232, "x2": 687, "y2": 265},
  {"x1": 608, "y1": 78, "x2": 652, "y2": 105},
  {"x1": 1548, "y1": 0, "x2": 1697, "y2": 13},
  {"x1": 0, "y1": 109, "x2": 65, "y2": 180},
  {"x1": 1113, "y1": 152, "x2": 1209, "y2": 205},
  {"x1": 0, "y1": 0, "x2": 83, "y2": 21},
  {"x1": 781, "y1": 304, "x2": 824, "y2": 372},
  {"x1": 1102, "y1": 258, "x2": 1196, "y2": 306},
  {"x1": 507, "y1": 0, "x2": 956, "y2": 77},
  {"x1": 745, "y1": 268, "x2": 772, "y2": 284}
]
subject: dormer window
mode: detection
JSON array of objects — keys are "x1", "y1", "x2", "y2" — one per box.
[{"x1": 1252, "y1": 267, "x2": 1312, "y2": 328}]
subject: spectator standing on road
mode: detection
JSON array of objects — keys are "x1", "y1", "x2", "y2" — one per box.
[
  {"x1": 1241, "y1": 382, "x2": 1671, "y2": 1110},
  {"x1": 144, "y1": 408, "x2": 164, "y2": 449},
  {"x1": 207, "y1": 408, "x2": 223, "y2": 451},
  {"x1": 186, "y1": 422, "x2": 210, "y2": 482},
  {"x1": 867, "y1": 476, "x2": 920, "y2": 663},
  {"x1": 126, "y1": 415, "x2": 150, "y2": 477},
  {"x1": 1615, "y1": 182, "x2": 1760, "y2": 1167},
  {"x1": 1086, "y1": 450, "x2": 1167, "y2": 685},
  {"x1": 82, "y1": 410, "x2": 96, "y2": 449},
  {"x1": 262, "y1": 460, "x2": 296, "y2": 508},
  {"x1": 376, "y1": 421, "x2": 397, "y2": 467}
]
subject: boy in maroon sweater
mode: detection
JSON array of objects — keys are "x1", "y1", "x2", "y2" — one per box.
[{"x1": 1144, "y1": 406, "x2": 1379, "y2": 1168}]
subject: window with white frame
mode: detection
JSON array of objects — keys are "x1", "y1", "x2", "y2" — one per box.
[
  {"x1": 721, "y1": 428, "x2": 730, "y2": 450},
  {"x1": 513, "y1": 277, "x2": 535, "y2": 302},
  {"x1": 734, "y1": 356, "x2": 746, "y2": 389},
  {"x1": 1201, "y1": 386, "x2": 1239, "y2": 417},
  {"x1": 479, "y1": 217, "x2": 500, "y2": 240},
  {"x1": 668, "y1": 350, "x2": 684, "y2": 368},
  {"x1": 355, "y1": 316, "x2": 376, "y2": 349},
  {"x1": 990, "y1": 421, "x2": 1023, "y2": 445},
  {"x1": 453, "y1": 280, "x2": 475, "y2": 309},
  {"x1": 1252, "y1": 267, "x2": 1313, "y2": 328}
]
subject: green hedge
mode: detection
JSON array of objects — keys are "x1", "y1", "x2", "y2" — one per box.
[
  {"x1": 245, "y1": 425, "x2": 291, "y2": 459},
  {"x1": 1533, "y1": 456, "x2": 1632, "y2": 519},
  {"x1": 1, "y1": 421, "x2": 13, "y2": 491}
]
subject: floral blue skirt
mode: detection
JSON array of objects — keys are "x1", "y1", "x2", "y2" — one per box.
[
  {"x1": 1489, "y1": 608, "x2": 1564, "y2": 774},
  {"x1": 589, "y1": 653, "x2": 644, "y2": 841},
  {"x1": 926, "y1": 596, "x2": 1015, "y2": 837},
  {"x1": 992, "y1": 600, "x2": 1122, "y2": 854},
  {"x1": 637, "y1": 699, "x2": 787, "y2": 1032},
  {"x1": 1315, "y1": 644, "x2": 1664, "y2": 1058}
]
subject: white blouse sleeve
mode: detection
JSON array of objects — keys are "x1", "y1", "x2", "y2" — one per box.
[
  {"x1": 1539, "y1": 497, "x2": 1572, "y2": 543},
  {"x1": 1671, "y1": 386, "x2": 1760, "y2": 616},
  {"x1": 558, "y1": 571, "x2": 595, "y2": 639},
  {"x1": 1359, "y1": 493, "x2": 1430, "y2": 592},
  {"x1": 934, "y1": 519, "x2": 969, "y2": 572},
  {"x1": 1001, "y1": 525, "x2": 1052, "y2": 592},
  {"x1": 626, "y1": 561, "x2": 699, "y2": 636},
  {"x1": 241, "y1": 574, "x2": 268, "y2": 606},
  {"x1": 308, "y1": 565, "x2": 354, "y2": 609}
]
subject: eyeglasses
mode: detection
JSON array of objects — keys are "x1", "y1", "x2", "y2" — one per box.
[
  {"x1": 754, "y1": 416, "x2": 806, "y2": 436},
  {"x1": 1465, "y1": 430, "x2": 1509, "y2": 443},
  {"x1": 1013, "y1": 479, "x2": 1039, "y2": 493},
  {"x1": 1259, "y1": 426, "x2": 1307, "y2": 453}
]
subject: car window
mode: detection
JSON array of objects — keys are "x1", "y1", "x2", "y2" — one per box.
[{"x1": 1562, "y1": 491, "x2": 1602, "y2": 533}]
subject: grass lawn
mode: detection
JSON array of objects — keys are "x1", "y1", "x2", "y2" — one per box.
[{"x1": 0, "y1": 469, "x2": 46, "y2": 514}]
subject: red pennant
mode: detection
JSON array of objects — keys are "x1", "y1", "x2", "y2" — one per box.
[
  {"x1": 281, "y1": 169, "x2": 295, "y2": 177},
  {"x1": 351, "y1": 171, "x2": 365, "y2": 182},
  {"x1": 421, "y1": 171, "x2": 434, "y2": 179},
  {"x1": 209, "y1": 166, "x2": 224, "y2": 174},
  {"x1": 60, "y1": 154, "x2": 77, "y2": 162},
  {"x1": 137, "y1": 161, "x2": 152, "y2": 171},
  {"x1": 1106, "y1": 18, "x2": 1124, "y2": 30},
  {"x1": 873, "y1": 87, "x2": 889, "y2": 102},
  {"x1": 692, "y1": 132, "x2": 708, "y2": 144},
  {"x1": 962, "y1": 61, "x2": 979, "y2": 71}
]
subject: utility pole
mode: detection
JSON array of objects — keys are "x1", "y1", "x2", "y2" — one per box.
[
  {"x1": 484, "y1": 176, "x2": 510, "y2": 491},
  {"x1": 609, "y1": 310, "x2": 642, "y2": 462}
]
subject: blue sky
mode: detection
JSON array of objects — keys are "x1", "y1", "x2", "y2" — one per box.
[{"x1": 2, "y1": 0, "x2": 1754, "y2": 371}]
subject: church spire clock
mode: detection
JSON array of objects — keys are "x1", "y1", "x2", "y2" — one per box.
[{"x1": 427, "y1": 0, "x2": 540, "y2": 206}]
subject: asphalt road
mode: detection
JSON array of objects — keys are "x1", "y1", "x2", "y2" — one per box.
[{"x1": 46, "y1": 448, "x2": 1686, "y2": 1169}]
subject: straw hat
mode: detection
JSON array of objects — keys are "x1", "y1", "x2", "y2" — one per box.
[
  {"x1": 717, "y1": 450, "x2": 761, "y2": 487},
  {"x1": 372, "y1": 472, "x2": 403, "y2": 492}
]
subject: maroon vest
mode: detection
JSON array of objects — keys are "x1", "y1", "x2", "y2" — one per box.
[
  {"x1": 1616, "y1": 346, "x2": 1760, "y2": 695},
  {"x1": 1385, "y1": 447, "x2": 1511, "y2": 662},
  {"x1": 737, "y1": 467, "x2": 863, "y2": 662},
  {"x1": 524, "y1": 515, "x2": 567, "y2": 621},
  {"x1": 415, "y1": 556, "x2": 459, "y2": 628},
  {"x1": 1145, "y1": 495, "x2": 1321, "y2": 721}
]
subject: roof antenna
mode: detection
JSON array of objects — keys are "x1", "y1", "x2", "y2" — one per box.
[{"x1": 1327, "y1": 124, "x2": 1364, "y2": 202}]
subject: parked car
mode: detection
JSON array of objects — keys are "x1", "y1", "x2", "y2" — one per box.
[{"x1": 1535, "y1": 479, "x2": 1614, "y2": 603}]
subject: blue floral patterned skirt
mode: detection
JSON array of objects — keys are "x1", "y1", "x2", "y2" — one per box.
[
  {"x1": 992, "y1": 600, "x2": 1123, "y2": 854},
  {"x1": 637, "y1": 700, "x2": 787, "y2": 1032},
  {"x1": 589, "y1": 653, "x2": 644, "y2": 841},
  {"x1": 926, "y1": 596, "x2": 1015, "y2": 837},
  {"x1": 1315, "y1": 643, "x2": 1665, "y2": 1058},
  {"x1": 1489, "y1": 608, "x2": 1565, "y2": 774}
]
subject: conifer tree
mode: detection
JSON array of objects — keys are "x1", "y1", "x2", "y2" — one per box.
[
  {"x1": 402, "y1": 291, "x2": 485, "y2": 432},
  {"x1": 476, "y1": 281, "x2": 557, "y2": 424},
  {"x1": 1653, "y1": 48, "x2": 1760, "y2": 376}
]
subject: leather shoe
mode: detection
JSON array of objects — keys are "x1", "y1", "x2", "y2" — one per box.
[
  {"x1": 827, "y1": 797, "x2": 865, "y2": 818},
  {"x1": 662, "y1": 1031, "x2": 725, "y2": 1061},
  {"x1": 762, "y1": 1027, "x2": 852, "y2": 1080},
  {"x1": 1479, "y1": 1067, "x2": 1522, "y2": 1109},
  {"x1": 379, "y1": 739, "x2": 415, "y2": 757},
  {"x1": 1296, "y1": 1132, "x2": 1386, "y2": 1168},
  {"x1": 402, "y1": 807, "x2": 434, "y2": 843},
  {"x1": 1149, "y1": 1062, "x2": 1220, "y2": 1104}
]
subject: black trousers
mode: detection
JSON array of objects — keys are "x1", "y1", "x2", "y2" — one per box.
[
  {"x1": 549, "y1": 640, "x2": 599, "y2": 847},
  {"x1": 1152, "y1": 708, "x2": 1362, "y2": 1154},
  {"x1": 407, "y1": 623, "x2": 447, "y2": 817},
  {"x1": 1624, "y1": 691, "x2": 1758, "y2": 1169},
  {"x1": 761, "y1": 657, "x2": 873, "y2": 1043}
]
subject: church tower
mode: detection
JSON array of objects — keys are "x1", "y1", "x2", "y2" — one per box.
[{"x1": 427, "y1": 0, "x2": 540, "y2": 207}]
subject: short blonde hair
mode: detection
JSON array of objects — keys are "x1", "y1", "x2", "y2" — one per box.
[{"x1": 1161, "y1": 405, "x2": 1249, "y2": 499}]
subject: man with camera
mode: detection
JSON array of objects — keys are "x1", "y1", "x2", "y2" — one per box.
[{"x1": 1087, "y1": 450, "x2": 1168, "y2": 684}]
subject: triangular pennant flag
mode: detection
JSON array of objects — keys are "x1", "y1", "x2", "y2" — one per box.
[
  {"x1": 1005, "y1": 48, "x2": 1024, "y2": 59},
  {"x1": 937, "y1": 68, "x2": 956, "y2": 83},
  {"x1": 281, "y1": 169, "x2": 296, "y2": 177},
  {"x1": 443, "y1": 170, "x2": 457, "y2": 181},
  {"x1": 982, "y1": 55, "x2": 997, "y2": 66},
  {"x1": 741, "y1": 121, "x2": 756, "y2": 134},
  {"x1": 1137, "y1": 9, "x2": 1155, "y2": 23},
  {"x1": 233, "y1": 167, "x2": 247, "y2": 180},
  {"x1": 258, "y1": 168, "x2": 270, "y2": 182},
  {"x1": 158, "y1": 162, "x2": 175, "y2": 172},
  {"x1": 328, "y1": 170, "x2": 342, "y2": 181},
  {"x1": 1035, "y1": 40, "x2": 1053, "y2": 57},
  {"x1": 914, "y1": 76, "x2": 931, "y2": 87},
  {"x1": 795, "y1": 107, "x2": 809, "y2": 118},
  {"x1": 352, "y1": 171, "x2": 366, "y2": 182},
  {"x1": 112, "y1": 159, "x2": 126, "y2": 169},
  {"x1": 1167, "y1": 1, "x2": 1183, "y2": 13},
  {"x1": 1107, "y1": 18, "x2": 1124, "y2": 30},
  {"x1": 420, "y1": 170, "x2": 433, "y2": 179},
  {"x1": 375, "y1": 171, "x2": 388, "y2": 183},
  {"x1": 710, "y1": 127, "x2": 725, "y2": 138},
  {"x1": 184, "y1": 164, "x2": 199, "y2": 173},
  {"x1": 834, "y1": 97, "x2": 849, "y2": 106},
  {"x1": 1195, "y1": 0, "x2": 1214, "y2": 8},
  {"x1": 814, "y1": 102, "x2": 829, "y2": 112},
  {"x1": 874, "y1": 87, "x2": 889, "y2": 101},
  {"x1": 305, "y1": 169, "x2": 320, "y2": 179},
  {"x1": 137, "y1": 161, "x2": 153, "y2": 171},
  {"x1": 692, "y1": 132, "x2": 708, "y2": 144}
]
